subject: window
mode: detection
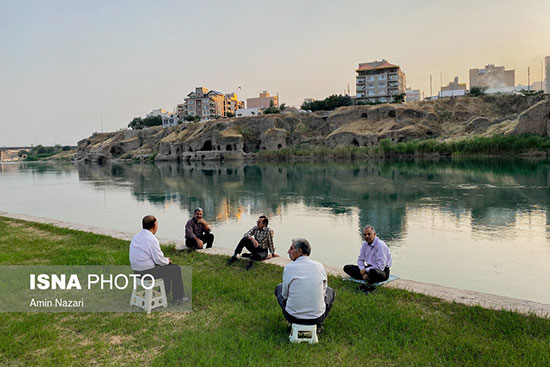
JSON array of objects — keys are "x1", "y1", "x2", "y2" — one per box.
[
  {"x1": 368, "y1": 76, "x2": 375, "y2": 81},
  {"x1": 378, "y1": 81, "x2": 386, "y2": 87},
  {"x1": 378, "y1": 74, "x2": 386, "y2": 80},
  {"x1": 368, "y1": 83, "x2": 375, "y2": 88},
  {"x1": 368, "y1": 90, "x2": 375, "y2": 96}
]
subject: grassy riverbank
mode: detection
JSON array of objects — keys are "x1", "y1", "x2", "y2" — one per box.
[
  {"x1": 257, "y1": 134, "x2": 550, "y2": 160},
  {"x1": 1, "y1": 216, "x2": 549, "y2": 366}
]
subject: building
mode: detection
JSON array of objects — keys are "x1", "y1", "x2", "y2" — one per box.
[
  {"x1": 147, "y1": 108, "x2": 169, "y2": 118},
  {"x1": 224, "y1": 93, "x2": 245, "y2": 116},
  {"x1": 545, "y1": 56, "x2": 550, "y2": 93},
  {"x1": 469, "y1": 64, "x2": 515, "y2": 91},
  {"x1": 405, "y1": 88, "x2": 421, "y2": 102},
  {"x1": 162, "y1": 112, "x2": 179, "y2": 127},
  {"x1": 355, "y1": 59, "x2": 406, "y2": 103},
  {"x1": 182, "y1": 87, "x2": 243, "y2": 121},
  {"x1": 247, "y1": 91, "x2": 278, "y2": 109},
  {"x1": 439, "y1": 76, "x2": 467, "y2": 97},
  {"x1": 236, "y1": 107, "x2": 261, "y2": 117}
]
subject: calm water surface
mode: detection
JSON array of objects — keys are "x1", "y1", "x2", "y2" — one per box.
[{"x1": 1, "y1": 159, "x2": 549, "y2": 303}]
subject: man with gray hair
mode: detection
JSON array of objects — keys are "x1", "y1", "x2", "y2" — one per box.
[
  {"x1": 185, "y1": 208, "x2": 214, "y2": 249},
  {"x1": 344, "y1": 225, "x2": 392, "y2": 283},
  {"x1": 275, "y1": 238, "x2": 335, "y2": 330}
]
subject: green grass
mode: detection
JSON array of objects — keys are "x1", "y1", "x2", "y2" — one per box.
[
  {"x1": 257, "y1": 134, "x2": 550, "y2": 160},
  {"x1": 1, "y1": 216, "x2": 549, "y2": 366}
]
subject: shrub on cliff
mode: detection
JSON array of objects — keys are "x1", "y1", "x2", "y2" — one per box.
[{"x1": 301, "y1": 94, "x2": 352, "y2": 112}]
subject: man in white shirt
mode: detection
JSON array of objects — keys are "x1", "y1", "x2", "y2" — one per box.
[
  {"x1": 343, "y1": 225, "x2": 392, "y2": 284},
  {"x1": 129, "y1": 215, "x2": 186, "y2": 304},
  {"x1": 274, "y1": 238, "x2": 335, "y2": 329}
]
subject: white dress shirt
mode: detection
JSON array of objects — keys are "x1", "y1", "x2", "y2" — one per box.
[
  {"x1": 129, "y1": 229, "x2": 169, "y2": 271},
  {"x1": 282, "y1": 256, "x2": 327, "y2": 319}
]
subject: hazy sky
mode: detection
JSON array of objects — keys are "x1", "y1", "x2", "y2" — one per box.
[{"x1": 1, "y1": 0, "x2": 549, "y2": 146}]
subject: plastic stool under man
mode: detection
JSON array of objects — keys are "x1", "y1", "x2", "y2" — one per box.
[
  {"x1": 289, "y1": 323, "x2": 319, "y2": 344},
  {"x1": 129, "y1": 277, "x2": 168, "y2": 314}
]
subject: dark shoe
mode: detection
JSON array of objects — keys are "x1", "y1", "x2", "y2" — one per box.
[
  {"x1": 316, "y1": 323, "x2": 324, "y2": 336},
  {"x1": 172, "y1": 296, "x2": 190, "y2": 305},
  {"x1": 359, "y1": 284, "x2": 376, "y2": 295},
  {"x1": 227, "y1": 256, "x2": 237, "y2": 265},
  {"x1": 287, "y1": 323, "x2": 292, "y2": 336},
  {"x1": 241, "y1": 253, "x2": 251, "y2": 258},
  {"x1": 245, "y1": 260, "x2": 254, "y2": 271}
]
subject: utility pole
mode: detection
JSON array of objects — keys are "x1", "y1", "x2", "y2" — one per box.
[
  {"x1": 101, "y1": 115, "x2": 103, "y2": 133},
  {"x1": 528, "y1": 66, "x2": 530, "y2": 92},
  {"x1": 440, "y1": 71, "x2": 443, "y2": 97},
  {"x1": 430, "y1": 74, "x2": 433, "y2": 98},
  {"x1": 540, "y1": 61, "x2": 544, "y2": 91}
]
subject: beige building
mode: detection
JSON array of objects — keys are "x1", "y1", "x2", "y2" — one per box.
[
  {"x1": 181, "y1": 87, "x2": 243, "y2": 121},
  {"x1": 405, "y1": 88, "x2": 421, "y2": 102},
  {"x1": 355, "y1": 59, "x2": 406, "y2": 103},
  {"x1": 439, "y1": 76, "x2": 467, "y2": 97},
  {"x1": 224, "y1": 93, "x2": 245, "y2": 116},
  {"x1": 246, "y1": 91, "x2": 278, "y2": 109},
  {"x1": 469, "y1": 64, "x2": 515, "y2": 90}
]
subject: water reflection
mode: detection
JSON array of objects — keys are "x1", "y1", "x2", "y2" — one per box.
[
  {"x1": 2, "y1": 159, "x2": 549, "y2": 303},
  {"x1": 73, "y1": 159, "x2": 550, "y2": 244}
]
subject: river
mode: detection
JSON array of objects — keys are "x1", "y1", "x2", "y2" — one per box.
[{"x1": 0, "y1": 159, "x2": 549, "y2": 303}]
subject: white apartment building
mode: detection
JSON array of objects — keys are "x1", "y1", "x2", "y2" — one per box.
[{"x1": 356, "y1": 59, "x2": 406, "y2": 103}]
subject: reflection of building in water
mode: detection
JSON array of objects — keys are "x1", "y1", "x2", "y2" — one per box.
[
  {"x1": 471, "y1": 207, "x2": 517, "y2": 231},
  {"x1": 73, "y1": 160, "x2": 550, "y2": 246}
]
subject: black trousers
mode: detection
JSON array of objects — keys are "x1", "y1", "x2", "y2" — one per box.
[
  {"x1": 343, "y1": 265, "x2": 390, "y2": 284},
  {"x1": 233, "y1": 237, "x2": 268, "y2": 261},
  {"x1": 135, "y1": 264, "x2": 185, "y2": 301},
  {"x1": 185, "y1": 233, "x2": 214, "y2": 249},
  {"x1": 274, "y1": 283, "x2": 335, "y2": 326}
]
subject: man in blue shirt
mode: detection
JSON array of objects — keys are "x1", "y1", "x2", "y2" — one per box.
[{"x1": 343, "y1": 225, "x2": 392, "y2": 284}]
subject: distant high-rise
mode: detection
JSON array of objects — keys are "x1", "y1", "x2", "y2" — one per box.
[
  {"x1": 545, "y1": 56, "x2": 550, "y2": 93},
  {"x1": 355, "y1": 59, "x2": 406, "y2": 103}
]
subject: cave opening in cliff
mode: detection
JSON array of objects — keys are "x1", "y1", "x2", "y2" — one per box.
[
  {"x1": 200, "y1": 140, "x2": 213, "y2": 151},
  {"x1": 226, "y1": 144, "x2": 232, "y2": 151}
]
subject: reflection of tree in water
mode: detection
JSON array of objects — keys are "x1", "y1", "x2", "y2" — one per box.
[{"x1": 75, "y1": 159, "x2": 550, "y2": 242}]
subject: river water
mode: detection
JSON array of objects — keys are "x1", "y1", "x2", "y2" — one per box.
[{"x1": 1, "y1": 159, "x2": 549, "y2": 304}]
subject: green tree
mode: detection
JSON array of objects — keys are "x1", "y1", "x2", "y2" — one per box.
[
  {"x1": 392, "y1": 93, "x2": 406, "y2": 103},
  {"x1": 301, "y1": 94, "x2": 352, "y2": 112},
  {"x1": 468, "y1": 87, "x2": 487, "y2": 97},
  {"x1": 263, "y1": 99, "x2": 280, "y2": 114},
  {"x1": 128, "y1": 117, "x2": 144, "y2": 129}
]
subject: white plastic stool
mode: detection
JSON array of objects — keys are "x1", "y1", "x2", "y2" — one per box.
[
  {"x1": 289, "y1": 323, "x2": 319, "y2": 344},
  {"x1": 129, "y1": 278, "x2": 168, "y2": 314}
]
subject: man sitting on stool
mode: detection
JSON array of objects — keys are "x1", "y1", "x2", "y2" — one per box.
[
  {"x1": 227, "y1": 215, "x2": 278, "y2": 270},
  {"x1": 275, "y1": 238, "x2": 335, "y2": 332},
  {"x1": 130, "y1": 215, "x2": 186, "y2": 304},
  {"x1": 343, "y1": 225, "x2": 392, "y2": 285}
]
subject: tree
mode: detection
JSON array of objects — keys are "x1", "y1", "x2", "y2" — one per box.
[
  {"x1": 128, "y1": 117, "x2": 144, "y2": 129},
  {"x1": 226, "y1": 111, "x2": 235, "y2": 118},
  {"x1": 301, "y1": 94, "x2": 352, "y2": 112},
  {"x1": 263, "y1": 99, "x2": 281, "y2": 114},
  {"x1": 468, "y1": 87, "x2": 487, "y2": 97},
  {"x1": 392, "y1": 93, "x2": 406, "y2": 103}
]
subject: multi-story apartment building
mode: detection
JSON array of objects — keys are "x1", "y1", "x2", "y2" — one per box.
[
  {"x1": 469, "y1": 64, "x2": 514, "y2": 90},
  {"x1": 183, "y1": 87, "x2": 224, "y2": 121},
  {"x1": 224, "y1": 93, "x2": 245, "y2": 116},
  {"x1": 247, "y1": 91, "x2": 278, "y2": 109},
  {"x1": 355, "y1": 59, "x2": 406, "y2": 103},
  {"x1": 182, "y1": 87, "x2": 243, "y2": 121}
]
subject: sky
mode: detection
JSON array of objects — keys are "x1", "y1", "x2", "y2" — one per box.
[{"x1": 1, "y1": 0, "x2": 549, "y2": 147}]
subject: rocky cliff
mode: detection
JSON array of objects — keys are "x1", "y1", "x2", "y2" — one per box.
[{"x1": 75, "y1": 95, "x2": 550, "y2": 162}]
